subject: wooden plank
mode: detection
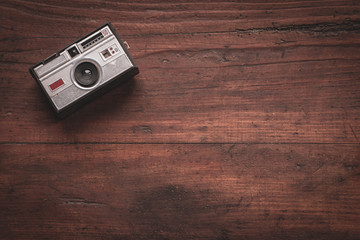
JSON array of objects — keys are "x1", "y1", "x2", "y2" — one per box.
[
  {"x1": 0, "y1": 144, "x2": 359, "y2": 239},
  {"x1": 1, "y1": 0, "x2": 359, "y2": 36},
  {"x1": 1, "y1": 30, "x2": 359, "y2": 143}
]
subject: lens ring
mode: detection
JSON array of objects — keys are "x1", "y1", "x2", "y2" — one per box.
[{"x1": 74, "y1": 61, "x2": 99, "y2": 87}]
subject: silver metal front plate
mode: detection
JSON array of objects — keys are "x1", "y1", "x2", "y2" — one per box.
[{"x1": 37, "y1": 27, "x2": 134, "y2": 112}]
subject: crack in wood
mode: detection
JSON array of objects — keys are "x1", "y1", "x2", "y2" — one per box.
[
  {"x1": 60, "y1": 197, "x2": 105, "y2": 206},
  {"x1": 236, "y1": 20, "x2": 360, "y2": 35},
  {"x1": 349, "y1": 124, "x2": 359, "y2": 143}
]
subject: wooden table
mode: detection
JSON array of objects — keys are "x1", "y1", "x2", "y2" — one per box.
[{"x1": 1, "y1": 1, "x2": 360, "y2": 239}]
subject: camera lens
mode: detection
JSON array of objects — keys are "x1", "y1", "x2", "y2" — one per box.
[{"x1": 74, "y1": 62, "x2": 99, "y2": 87}]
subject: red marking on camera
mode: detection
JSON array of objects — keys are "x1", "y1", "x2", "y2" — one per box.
[
  {"x1": 102, "y1": 29, "x2": 109, "y2": 36},
  {"x1": 49, "y1": 78, "x2": 64, "y2": 91}
]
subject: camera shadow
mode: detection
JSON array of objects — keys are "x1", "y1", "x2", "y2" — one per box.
[{"x1": 59, "y1": 77, "x2": 138, "y2": 136}]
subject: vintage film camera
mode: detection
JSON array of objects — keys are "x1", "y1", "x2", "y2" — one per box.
[{"x1": 29, "y1": 23, "x2": 139, "y2": 118}]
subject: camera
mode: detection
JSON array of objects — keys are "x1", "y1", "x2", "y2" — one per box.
[{"x1": 29, "y1": 23, "x2": 139, "y2": 118}]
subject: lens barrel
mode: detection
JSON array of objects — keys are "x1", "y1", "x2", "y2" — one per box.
[{"x1": 74, "y1": 62, "x2": 99, "y2": 87}]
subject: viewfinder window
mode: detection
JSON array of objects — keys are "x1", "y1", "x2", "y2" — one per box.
[{"x1": 68, "y1": 46, "x2": 79, "y2": 58}]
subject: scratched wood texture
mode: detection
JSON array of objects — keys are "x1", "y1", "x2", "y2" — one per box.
[{"x1": 0, "y1": 0, "x2": 360, "y2": 239}]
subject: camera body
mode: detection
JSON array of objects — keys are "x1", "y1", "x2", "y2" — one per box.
[{"x1": 29, "y1": 23, "x2": 139, "y2": 118}]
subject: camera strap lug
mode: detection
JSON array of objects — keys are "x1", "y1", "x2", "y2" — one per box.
[{"x1": 123, "y1": 41, "x2": 130, "y2": 49}]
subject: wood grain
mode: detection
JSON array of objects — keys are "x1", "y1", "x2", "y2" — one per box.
[
  {"x1": 1, "y1": 144, "x2": 359, "y2": 239},
  {"x1": 1, "y1": 0, "x2": 360, "y2": 239},
  {"x1": 1, "y1": 20, "x2": 360, "y2": 143}
]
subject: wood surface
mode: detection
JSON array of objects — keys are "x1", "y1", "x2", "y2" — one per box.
[{"x1": 1, "y1": 0, "x2": 360, "y2": 239}]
